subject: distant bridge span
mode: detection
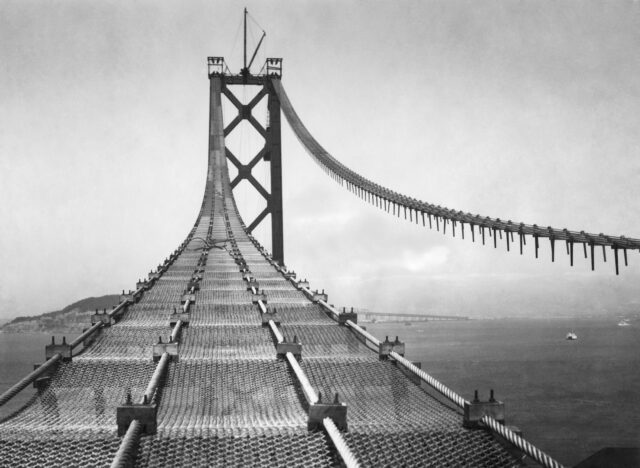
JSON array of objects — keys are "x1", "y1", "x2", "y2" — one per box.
[{"x1": 359, "y1": 312, "x2": 469, "y2": 322}]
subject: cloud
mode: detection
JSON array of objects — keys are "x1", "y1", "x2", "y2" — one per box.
[{"x1": 401, "y1": 246, "x2": 450, "y2": 272}]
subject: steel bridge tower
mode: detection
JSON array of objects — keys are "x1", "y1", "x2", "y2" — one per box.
[{"x1": 206, "y1": 49, "x2": 284, "y2": 266}]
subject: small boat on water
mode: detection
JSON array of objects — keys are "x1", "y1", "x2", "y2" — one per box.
[
  {"x1": 618, "y1": 319, "x2": 630, "y2": 327},
  {"x1": 566, "y1": 331, "x2": 578, "y2": 340}
]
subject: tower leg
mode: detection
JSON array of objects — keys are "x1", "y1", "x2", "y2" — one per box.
[{"x1": 268, "y1": 86, "x2": 284, "y2": 266}]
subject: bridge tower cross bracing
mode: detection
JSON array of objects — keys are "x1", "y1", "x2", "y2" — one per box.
[{"x1": 207, "y1": 56, "x2": 285, "y2": 266}]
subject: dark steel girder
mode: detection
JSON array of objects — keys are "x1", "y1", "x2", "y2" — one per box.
[{"x1": 247, "y1": 206, "x2": 270, "y2": 233}]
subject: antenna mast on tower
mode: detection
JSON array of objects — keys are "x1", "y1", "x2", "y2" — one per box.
[{"x1": 241, "y1": 8, "x2": 266, "y2": 78}]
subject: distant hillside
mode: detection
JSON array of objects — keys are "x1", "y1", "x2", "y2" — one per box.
[{"x1": 1, "y1": 295, "x2": 120, "y2": 333}]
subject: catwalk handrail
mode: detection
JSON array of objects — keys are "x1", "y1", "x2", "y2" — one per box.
[
  {"x1": 272, "y1": 79, "x2": 639, "y2": 274},
  {"x1": 70, "y1": 322, "x2": 103, "y2": 350},
  {"x1": 69, "y1": 297, "x2": 134, "y2": 350},
  {"x1": 109, "y1": 420, "x2": 142, "y2": 468},
  {"x1": 481, "y1": 415, "x2": 564, "y2": 468},
  {"x1": 323, "y1": 417, "x2": 361, "y2": 468},
  {"x1": 286, "y1": 352, "x2": 318, "y2": 404},
  {"x1": 0, "y1": 354, "x2": 62, "y2": 407}
]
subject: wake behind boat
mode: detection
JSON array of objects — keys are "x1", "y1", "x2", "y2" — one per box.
[
  {"x1": 566, "y1": 331, "x2": 578, "y2": 340},
  {"x1": 618, "y1": 319, "x2": 630, "y2": 327}
]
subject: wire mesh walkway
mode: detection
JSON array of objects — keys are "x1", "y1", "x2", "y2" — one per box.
[{"x1": 0, "y1": 76, "x2": 562, "y2": 467}]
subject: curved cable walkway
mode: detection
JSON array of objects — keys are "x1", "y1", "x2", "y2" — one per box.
[
  {"x1": 0, "y1": 74, "x2": 563, "y2": 467},
  {"x1": 272, "y1": 80, "x2": 640, "y2": 275}
]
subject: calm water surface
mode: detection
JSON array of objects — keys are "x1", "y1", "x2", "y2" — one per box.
[{"x1": 1, "y1": 320, "x2": 639, "y2": 466}]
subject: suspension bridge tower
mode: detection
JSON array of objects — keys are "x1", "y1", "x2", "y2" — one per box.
[{"x1": 207, "y1": 9, "x2": 284, "y2": 265}]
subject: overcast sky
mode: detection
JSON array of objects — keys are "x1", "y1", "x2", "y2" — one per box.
[{"x1": 1, "y1": 0, "x2": 639, "y2": 320}]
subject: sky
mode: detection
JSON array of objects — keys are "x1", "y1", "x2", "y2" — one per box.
[{"x1": 1, "y1": 0, "x2": 639, "y2": 320}]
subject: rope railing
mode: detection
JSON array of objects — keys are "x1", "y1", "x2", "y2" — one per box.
[
  {"x1": 0, "y1": 354, "x2": 62, "y2": 407},
  {"x1": 144, "y1": 352, "x2": 170, "y2": 404},
  {"x1": 482, "y1": 415, "x2": 564, "y2": 468},
  {"x1": 323, "y1": 417, "x2": 361, "y2": 468},
  {"x1": 285, "y1": 352, "x2": 318, "y2": 405},
  {"x1": 272, "y1": 79, "x2": 640, "y2": 274},
  {"x1": 388, "y1": 350, "x2": 469, "y2": 409},
  {"x1": 109, "y1": 419, "x2": 143, "y2": 468},
  {"x1": 70, "y1": 322, "x2": 103, "y2": 350}
]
